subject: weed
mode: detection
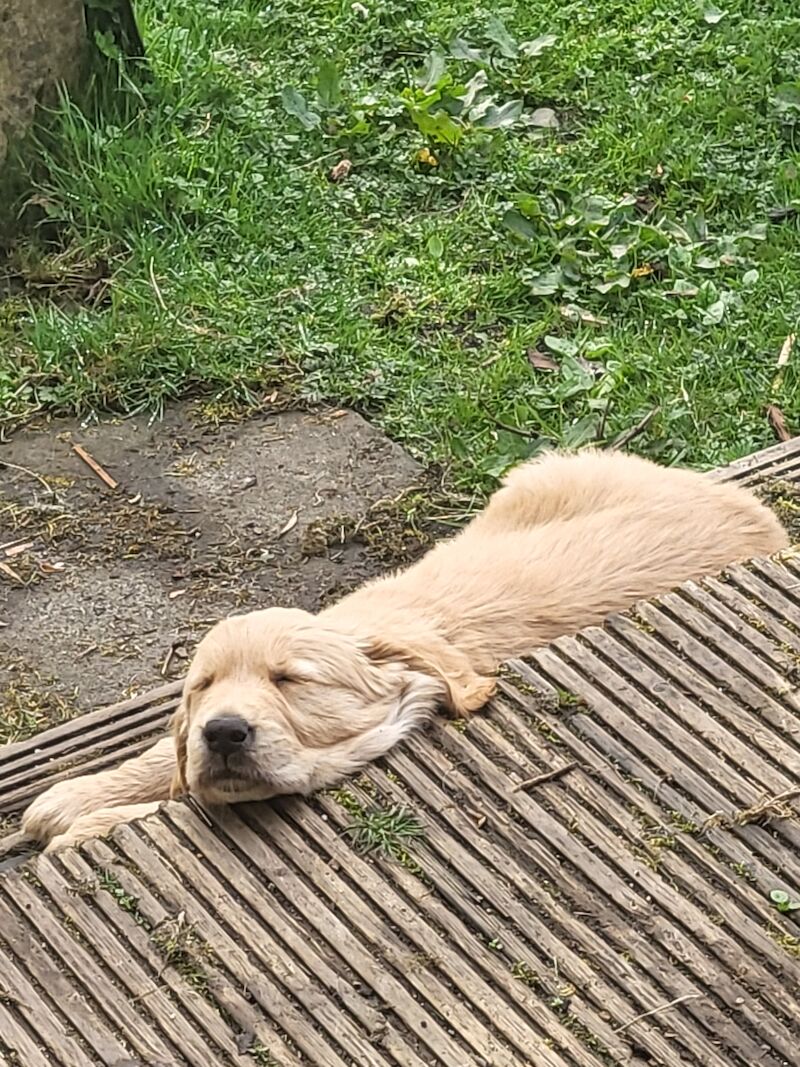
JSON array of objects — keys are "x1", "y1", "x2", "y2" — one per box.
[
  {"x1": 770, "y1": 888, "x2": 800, "y2": 914},
  {"x1": 767, "y1": 928, "x2": 800, "y2": 959},
  {"x1": 248, "y1": 1046, "x2": 279, "y2": 1067},
  {"x1": 511, "y1": 961, "x2": 542, "y2": 987},
  {"x1": 97, "y1": 869, "x2": 148, "y2": 925},
  {"x1": 151, "y1": 912, "x2": 212, "y2": 993},
  {"x1": 343, "y1": 804, "x2": 425, "y2": 860},
  {"x1": 327, "y1": 787, "x2": 364, "y2": 817}
]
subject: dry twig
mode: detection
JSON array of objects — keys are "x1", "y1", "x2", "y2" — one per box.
[
  {"x1": 511, "y1": 761, "x2": 578, "y2": 794},
  {"x1": 614, "y1": 993, "x2": 702, "y2": 1034},
  {"x1": 609, "y1": 407, "x2": 660, "y2": 450},
  {"x1": 766, "y1": 404, "x2": 793, "y2": 443}
]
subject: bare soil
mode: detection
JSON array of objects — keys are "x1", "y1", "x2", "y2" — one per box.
[{"x1": 0, "y1": 404, "x2": 421, "y2": 731}]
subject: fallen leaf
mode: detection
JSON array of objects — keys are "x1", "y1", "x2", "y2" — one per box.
[
  {"x1": 777, "y1": 333, "x2": 796, "y2": 369},
  {"x1": 559, "y1": 304, "x2": 608, "y2": 326},
  {"x1": 329, "y1": 158, "x2": 352, "y2": 182},
  {"x1": 664, "y1": 280, "x2": 699, "y2": 297},
  {"x1": 39, "y1": 561, "x2": 65, "y2": 574},
  {"x1": 278, "y1": 510, "x2": 299, "y2": 537},
  {"x1": 416, "y1": 147, "x2": 438, "y2": 167},
  {"x1": 0, "y1": 561, "x2": 23, "y2": 583},
  {"x1": 168, "y1": 589, "x2": 187, "y2": 600},
  {"x1": 527, "y1": 348, "x2": 559, "y2": 371},
  {"x1": 631, "y1": 264, "x2": 654, "y2": 278},
  {"x1": 766, "y1": 404, "x2": 792, "y2": 442},
  {"x1": 529, "y1": 107, "x2": 559, "y2": 128}
]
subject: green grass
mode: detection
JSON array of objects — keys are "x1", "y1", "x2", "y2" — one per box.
[
  {"x1": 2, "y1": 0, "x2": 799, "y2": 488},
  {"x1": 342, "y1": 801, "x2": 426, "y2": 857}
]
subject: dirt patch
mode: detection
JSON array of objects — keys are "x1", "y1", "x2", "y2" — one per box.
[
  {"x1": 0, "y1": 404, "x2": 421, "y2": 719},
  {"x1": 756, "y1": 478, "x2": 800, "y2": 543}
]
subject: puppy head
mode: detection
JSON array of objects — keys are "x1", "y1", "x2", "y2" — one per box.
[{"x1": 170, "y1": 607, "x2": 494, "y2": 804}]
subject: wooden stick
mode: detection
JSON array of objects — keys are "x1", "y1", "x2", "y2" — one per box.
[
  {"x1": 510, "y1": 761, "x2": 578, "y2": 793},
  {"x1": 609, "y1": 407, "x2": 659, "y2": 450},
  {"x1": 614, "y1": 993, "x2": 702, "y2": 1033},
  {"x1": 72, "y1": 443, "x2": 119, "y2": 489}
]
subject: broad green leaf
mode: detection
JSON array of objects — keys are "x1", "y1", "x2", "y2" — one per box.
[
  {"x1": 419, "y1": 51, "x2": 446, "y2": 92},
  {"x1": 459, "y1": 69, "x2": 488, "y2": 111},
  {"x1": 410, "y1": 107, "x2": 463, "y2": 145},
  {"x1": 703, "y1": 6, "x2": 726, "y2": 24},
  {"x1": 450, "y1": 37, "x2": 485, "y2": 63},
  {"x1": 519, "y1": 33, "x2": 557, "y2": 56},
  {"x1": 770, "y1": 890, "x2": 790, "y2": 904},
  {"x1": 742, "y1": 269, "x2": 759, "y2": 287},
  {"x1": 486, "y1": 15, "x2": 518, "y2": 58},
  {"x1": 742, "y1": 222, "x2": 768, "y2": 240},
  {"x1": 773, "y1": 83, "x2": 800, "y2": 112},
  {"x1": 515, "y1": 194, "x2": 543, "y2": 219},
  {"x1": 281, "y1": 86, "x2": 321, "y2": 130},
  {"x1": 544, "y1": 335, "x2": 578, "y2": 357},
  {"x1": 700, "y1": 298, "x2": 726, "y2": 325},
  {"x1": 503, "y1": 210, "x2": 538, "y2": 240},
  {"x1": 562, "y1": 413, "x2": 602, "y2": 448},
  {"x1": 427, "y1": 234, "x2": 444, "y2": 259},
  {"x1": 593, "y1": 273, "x2": 631, "y2": 294},
  {"x1": 317, "y1": 60, "x2": 341, "y2": 108},
  {"x1": 473, "y1": 99, "x2": 523, "y2": 129},
  {"x1": 528, "y1": 271, "x2": 562, "y2": 295}
]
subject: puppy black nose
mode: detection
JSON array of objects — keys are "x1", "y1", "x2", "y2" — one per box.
[{"x1": 203, "y1": 716, "x2": 253, "y2": 755}]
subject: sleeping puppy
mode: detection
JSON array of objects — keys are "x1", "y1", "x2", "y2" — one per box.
[{"x1": 22, "y1": 449, "x2": 788, "y2": 849}]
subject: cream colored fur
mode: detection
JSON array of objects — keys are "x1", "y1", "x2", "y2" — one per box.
[{"x1": 21, "y1": 449, "x2": 788, "y2": 849}]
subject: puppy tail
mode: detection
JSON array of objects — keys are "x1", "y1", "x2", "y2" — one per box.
[{"x1": 307, "y1": 675, "x2": 440, "y2": 792}]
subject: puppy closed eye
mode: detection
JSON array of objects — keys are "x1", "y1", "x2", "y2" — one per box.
[{"x1": 271, "y1": 672, "x2": 293, "y2": 687}]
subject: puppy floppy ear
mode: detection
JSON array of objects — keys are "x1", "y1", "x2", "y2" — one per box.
[
  {"x1": 170, "y1": 701, "x2": 189, "y2": 798},
  {"x1": 361, "y1": 633, "x2": 495, "y2": 717}
]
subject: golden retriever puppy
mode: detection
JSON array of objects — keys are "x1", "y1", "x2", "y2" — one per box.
[{"x1": 22, "y1": 449, "x2": 787, "y2": 850}]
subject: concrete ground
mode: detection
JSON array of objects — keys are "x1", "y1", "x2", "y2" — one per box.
[{"x1": 0, "y1": 405, "x2": 421, "y2": 734}]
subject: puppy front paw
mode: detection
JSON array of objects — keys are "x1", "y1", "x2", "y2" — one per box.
[
  {"x1": 22, "y1": 776, "x2": 110, "y2": 844},
  {"x1": 45, "y1": 802, "x2": 161, "y2": 852}
]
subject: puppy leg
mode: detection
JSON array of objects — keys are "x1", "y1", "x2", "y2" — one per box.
[
  {"x1": 22, "y1": 736, "x2": 175, "y2": 845},
  {"x1": 45, "y1": 802, "x2": 162, "y2": 851}
]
